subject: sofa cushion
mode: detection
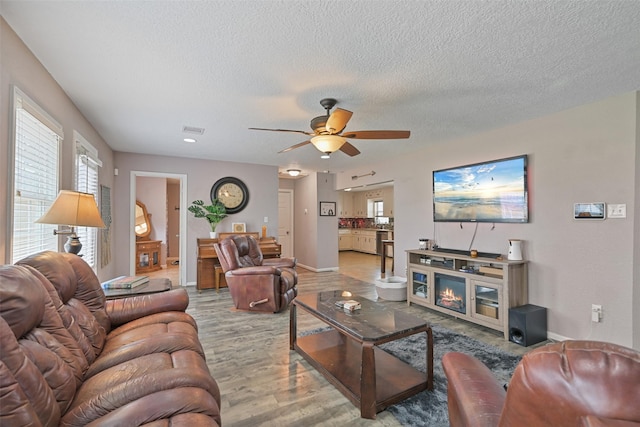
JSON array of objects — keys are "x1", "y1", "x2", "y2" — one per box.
[
  {"x1": 62, "y1": 351, "x2": 221, "y2": 426},
  {"x1": 17, "y1": 252, "x2": 108, "y2": 359}
]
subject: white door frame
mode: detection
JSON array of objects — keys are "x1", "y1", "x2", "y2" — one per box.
[
  {"x1": 278, "y1": 189, "x2": 294, "y2": 258},
  {"x1": 130, "y1": 171, "x2": 188, "y2": 286}
]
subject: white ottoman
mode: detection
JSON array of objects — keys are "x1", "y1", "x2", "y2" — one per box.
[{"x1": 375, "y1": 276, "x2": 407, "y2": 301}]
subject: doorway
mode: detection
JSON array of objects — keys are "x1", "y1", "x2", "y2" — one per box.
[
  {"x1": 130, "y1": 171, "x2": 188, "y2": 286},
  {"x1": 278, "y1": 189, "x2": 294, "y2": 258}
]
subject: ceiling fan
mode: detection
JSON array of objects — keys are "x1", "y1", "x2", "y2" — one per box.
[{"x1": 249, "y1": 98, "x2": 410, "y2": 157}]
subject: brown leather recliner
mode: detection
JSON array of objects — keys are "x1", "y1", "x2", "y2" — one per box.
[
  {"x1": 442, "y1": 340, "x2": 640, "y2": 427},
  {"x1": 214, "y1": 235, "x2": 297, "y2": 313}
]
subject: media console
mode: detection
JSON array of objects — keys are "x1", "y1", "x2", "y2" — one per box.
[{"x1": 406, "y1": 249, "x2": 528, "y2": 339}]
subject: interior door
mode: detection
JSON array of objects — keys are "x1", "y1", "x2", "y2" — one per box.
[{"x1": 278, "y1": 190, "x2": 293, "y2": 258}]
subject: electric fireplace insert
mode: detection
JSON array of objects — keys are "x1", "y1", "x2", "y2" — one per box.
[{"x1": 434, "y1": 273, "x2": 466, "y2": 314}]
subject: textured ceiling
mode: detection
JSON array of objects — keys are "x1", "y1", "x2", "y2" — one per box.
[{"x1": 2, "y1": 1, "x2": 640, "y2": 175}]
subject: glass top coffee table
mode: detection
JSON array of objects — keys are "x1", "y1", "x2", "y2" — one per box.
[{"x1": 290, "y1": 290, "x2": 433, "y2": 419}]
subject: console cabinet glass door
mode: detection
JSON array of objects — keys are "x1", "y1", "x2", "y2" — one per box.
[
  {"x1": 471, "y1": 280, "x2": 503, "y2": 326},
  {"x1": 409, "y1": 268, "x2": 433, "y2": 303}
]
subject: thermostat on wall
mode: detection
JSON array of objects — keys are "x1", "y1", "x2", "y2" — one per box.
[{"x1": 574, "y1": 202, "x2": 606, "y2": 220}]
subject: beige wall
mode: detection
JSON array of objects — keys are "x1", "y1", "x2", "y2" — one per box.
[
  {"x1": 1, "y1": 18, "x2": 117, "y2": 279},
  {"x1": 112, "y1": 152, "x2": 278, "y2": 284},
  {"x1": 337, "y1": 92, "x2": 639, "y2": 349}
]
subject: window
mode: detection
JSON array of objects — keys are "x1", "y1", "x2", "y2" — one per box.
[
  {"x1": 74, "y1": 131, "x2": 102, "y2": 269},
  {"x1": 10, "y1": 87, "x2": 62, "y2": 263}
]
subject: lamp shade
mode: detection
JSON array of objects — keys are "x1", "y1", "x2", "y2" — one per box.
[
  {"x1": 310, "y1": 135, "x2": 345, "y2": 153},
  {"x1": 36, "y1": 190, "x2": 105, "y2": 228}
]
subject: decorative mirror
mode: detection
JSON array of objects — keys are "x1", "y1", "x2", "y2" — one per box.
[{"x1": 134, "y1": 200, "x2": 152, "y2": 239}]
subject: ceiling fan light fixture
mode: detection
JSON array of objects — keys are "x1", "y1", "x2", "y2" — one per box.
[
  {"x1": 321, "y1": 153, "x2": 331, "y2": 159},
  {"x1": 287, "y1": 169, "x2": 301, "y2": 177},
  {"x1": 311, "y1": 135, "x2": 345, "y2": 154}
]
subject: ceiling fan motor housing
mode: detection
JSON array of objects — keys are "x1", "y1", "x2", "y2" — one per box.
[{"x1": 310, "y1": 115, "x2": 329, "y2": 134}]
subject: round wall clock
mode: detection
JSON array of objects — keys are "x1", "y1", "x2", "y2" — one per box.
[{"x1": 210, "y1": 176, "x2": 249, "y2": 214}]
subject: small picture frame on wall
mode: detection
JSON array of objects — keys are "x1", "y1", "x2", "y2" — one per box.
[
  {"x1": 319, "y1": 201, "x2": 336, "y2": 216},
  {"x1": 232, "y1": 222, "x2": 247, "y2": 232}
]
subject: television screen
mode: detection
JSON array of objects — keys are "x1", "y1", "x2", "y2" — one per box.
[{"x1": 433, "y1": 155, "x2": 528, "y2": 223}]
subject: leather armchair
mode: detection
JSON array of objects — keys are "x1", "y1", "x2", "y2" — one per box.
[
  {"x1": 442, "y1": 340, "x2": 640, "y2": 427},
  {"x1": 214, "y1": 235, "x2": 297, "y2": 313}
]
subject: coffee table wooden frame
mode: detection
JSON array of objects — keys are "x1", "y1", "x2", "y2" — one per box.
[{"x1": 290, "y1": 293, "x2": 433, "y2": 419}]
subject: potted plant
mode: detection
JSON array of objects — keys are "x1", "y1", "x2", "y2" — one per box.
[{"x1": 188, "y1": 199, "x2": 228, "y2": 238}]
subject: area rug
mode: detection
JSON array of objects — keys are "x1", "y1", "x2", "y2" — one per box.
[
  {"x1": 302, "y1": 324, "x2": 521, "y2": 426},
  {"x1": 381, "y1": 324, "x2": 520, "y2": 426}
]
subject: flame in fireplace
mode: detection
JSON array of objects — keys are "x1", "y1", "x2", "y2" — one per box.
[
  {"x1": 437, "y1": 287, "x2": 465, "y2": 312},
  {"x1": 440, "y1": 287, "x2": 462, "y2": 303}
]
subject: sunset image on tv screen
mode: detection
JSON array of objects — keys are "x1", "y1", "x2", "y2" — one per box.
[{"x1": 433, "y1": 156, "x2": 528, "y2": 222}]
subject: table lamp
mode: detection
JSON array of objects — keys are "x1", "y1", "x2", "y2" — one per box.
[{"x1": 36, "y1": 190, "x2": 106, "y2": 255}]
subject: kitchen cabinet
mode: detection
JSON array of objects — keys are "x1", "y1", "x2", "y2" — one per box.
[
  {"x1": 383, "y1": 187, "x2": 394, "y2": 217},
  {"x1": 339, "y1": 233, "x2": 352, "y2": 251},
  {"x1": 352, "y1": 230, "x2": 377, "y2": 254},
  {"x1": 353, "y1": 193, "x2": 369, "y2": 218},
  {"x1": 337, "y1": 192, "x2": 353, "y2": 217}
]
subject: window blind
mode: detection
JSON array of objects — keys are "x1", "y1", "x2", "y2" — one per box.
[
  {"x1": 75, "y1": 132, "x2": 101, "y2": 269},
  {"x1": 11, "y1": 88, "x2": 62, "y2": 263}
]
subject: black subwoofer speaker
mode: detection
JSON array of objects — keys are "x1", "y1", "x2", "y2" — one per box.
[{"x1": 509, "y1": 304, "x2": 547, "y2": 347}]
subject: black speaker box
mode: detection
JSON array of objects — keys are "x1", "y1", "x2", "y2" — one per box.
[{"x1": 509, "y1": 304, "x2": 547, "y2": 347}]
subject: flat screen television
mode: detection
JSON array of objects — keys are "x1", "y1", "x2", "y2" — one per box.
[{"x1": 433, "y1": 155, "x2": 529, "y2": 223}]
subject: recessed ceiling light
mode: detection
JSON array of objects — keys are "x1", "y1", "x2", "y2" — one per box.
[
  {"x1": 344, "y1": 188, "x2": 352, "y2": 191},
  {"x1": 183, "y1": 138, "x2": 197, "y2": 143},
  {"x1": 182, "y1": 126, "x2": 205, "y2": 135}
]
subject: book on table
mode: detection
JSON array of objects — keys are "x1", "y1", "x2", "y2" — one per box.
[{"x1": 102, "y1": 275, "x2": 149, "y2": 289}]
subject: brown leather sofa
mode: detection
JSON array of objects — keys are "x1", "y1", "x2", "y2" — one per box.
[
  {"x1": 0, "y1": 251, "x2": 221, "y2": 426},
  {"x1": 442, "y1": 340, "x2": 640, "y2": 427},
  {"x1": 214, "y1": 235, "x2": 297, "y2": 313}
]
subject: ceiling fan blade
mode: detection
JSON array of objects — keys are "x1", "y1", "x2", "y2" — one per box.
[
  {"x1": 325, "y1": 108, "x2": 353, "y2": 134},
  {"x1": 341, "y1": 130, "x2": 410, "y2": 139},
  {"x1": 278, "y1": 140, "x2": 311, "y2": 154},
  {"x1": 339, "y1": 141, "x2": 361, "y2": 157},
  {"x1": 249, "y1": 127, "x2": 313, "y2": 136}
]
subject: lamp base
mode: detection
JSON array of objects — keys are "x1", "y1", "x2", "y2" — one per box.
[{"x1": 64, "y1": 236, "x2": 82, "y2": 255}]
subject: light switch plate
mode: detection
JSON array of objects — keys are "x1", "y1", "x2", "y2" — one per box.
[{"x1": 607, "y1": 204, "x2": 626, "y2": 218}]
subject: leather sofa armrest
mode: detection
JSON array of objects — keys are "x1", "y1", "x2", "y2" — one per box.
[
  {"x1": 263, "y1": 257, "x2": 296, "y2": 269},
  {"x1": 106, "y1": 288, "x2": 189, "y2": 327},
  {"x1": 442, "y1": 352, "x2": 507, "y2": 427},
  {"x1": 581, "y1": 416, "x2": 640, "y2": 427},
  {"x1": 228, "y1": 266, "x2": 279, "y2": 276}
]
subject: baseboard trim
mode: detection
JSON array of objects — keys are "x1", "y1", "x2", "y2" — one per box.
[
  {"x1": 547, "y1": 331, "x2": 572, "y2": 342},
  {"x1": 296, "y1": 263, "x2": 338, "y2": 273}
]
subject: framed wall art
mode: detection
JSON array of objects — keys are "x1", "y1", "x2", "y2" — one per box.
[
  {"x1": 232, "y1": 222, "x2": 247, "y2": 233},
  {"x1": 319, "y1": 201, "x2": 336, "y2": 216}
]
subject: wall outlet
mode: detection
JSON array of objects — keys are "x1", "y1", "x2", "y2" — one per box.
[
  {"x1": 607, "y1": 204, "x2": 626, "y2": 218},
  {"x1": 591, "y1": 304, "x2": 602, "y2": 322}
]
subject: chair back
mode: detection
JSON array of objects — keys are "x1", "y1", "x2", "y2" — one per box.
[
  {"x1": 214, "y1": 235, "x2": 264, "y2": 272},
  {"x1": 500, "y1": 340, "x2": 640, "y2": 425}
]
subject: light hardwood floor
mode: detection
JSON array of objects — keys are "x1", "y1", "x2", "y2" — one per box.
[{"x1": 146, "y1": 251, "x2": 541, "y2": 426}]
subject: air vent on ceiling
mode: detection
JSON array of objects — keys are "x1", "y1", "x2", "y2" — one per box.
[{"x1": 182, "y1": 126, "x2": 205, "y2": 135}]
